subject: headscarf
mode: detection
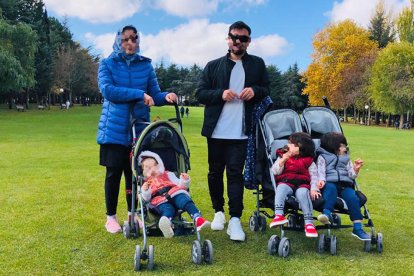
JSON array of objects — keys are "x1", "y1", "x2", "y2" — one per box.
[{"x1": 112, "y1": 25, "x2": 141, "y2": 63}]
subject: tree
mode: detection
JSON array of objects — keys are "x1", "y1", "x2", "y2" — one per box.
[
  {"x1": 369, "y1": 42, "x2": 414, "y2": 128},
  {"x1": 368, "y1": 0, "x2": 395, "y2": 48},
  {"x1": 267, "y1": 65, "x2": 284, "y2": 108},
  {"x1": 303, "y1": 20, "x2": 378, "y2": 110},
  {"x1": 280, "y1": 63, "x2": 308, "y2": 111},
  {"x1": 396, "y1": 0, "x2": 414, "y2": 43}
]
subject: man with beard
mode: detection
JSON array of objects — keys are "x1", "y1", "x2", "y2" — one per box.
[{"x1": 196, "y1": 21, "x2": 270, "y2": 241}]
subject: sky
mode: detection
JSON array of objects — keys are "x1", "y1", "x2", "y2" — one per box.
[{"x1": 42, "y1": 0, "x2": 411, "y2": 72}]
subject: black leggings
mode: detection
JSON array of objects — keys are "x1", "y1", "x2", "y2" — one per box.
[{"x1": 104, "y1": 166, "x2": 134, "y2": 216}]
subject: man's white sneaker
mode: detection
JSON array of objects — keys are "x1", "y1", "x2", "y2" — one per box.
[
  {"x1": 211, "y1": 211, "x2": 226, "y2": 231},
  {"x1": 227, "y1": 217, "x2": 245, "y2": 241}
]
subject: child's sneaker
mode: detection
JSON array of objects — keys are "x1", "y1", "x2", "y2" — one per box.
[
  {"x1": 305, "y1": 223, "x2": 318, "y2": 238},
  {"x1": 352, "y1": 228, "x2": 370, "y2": 241},
  {"x1": 269, "y1": 214, "x2": 288, "y2": 228},
  {"x1": 158, "y1": 216, "x2": 174, "y2": 238},
  {"x1": 195, "y1": 217, "x2": 211, "y2": 232},
  {"x1": 317, "y1": 213, "x2": 332, "y2": 225},
  {"x1": 105, "y1": 217, "x2": 122, "y2": 234}
]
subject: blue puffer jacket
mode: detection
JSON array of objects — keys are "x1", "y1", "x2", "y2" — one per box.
[{"x1": 97, "y1": 28, "x2": 168, "y2": 146}]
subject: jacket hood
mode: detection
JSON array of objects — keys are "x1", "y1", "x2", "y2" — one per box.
[
  {"x1": 111, "y1": 26, "x2": 140, "y2": 59},
  {"x1": 138, "y1": 151, "x2": 165, "y2": 173}
]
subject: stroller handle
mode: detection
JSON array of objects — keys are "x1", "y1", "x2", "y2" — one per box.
[{"x1": 168, "y1": 102, "x2": 183, "y2": 133}]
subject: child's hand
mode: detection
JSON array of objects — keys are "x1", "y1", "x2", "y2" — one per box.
[
  {"x1": 310, "y1": 190, "x2": 321, "y2": 200},
  {"x1": 354, "y1": 159, "x2": 364, "y2": 172},
  {"x1": 142, "y1": 180, "x2": 150, "y2": 191},
  {"x1": 180, "y1": 173, "x2": 189, "y2": 180},
  {"x1": 317, "y1": 180, "x2": 325, "y2": 189}
]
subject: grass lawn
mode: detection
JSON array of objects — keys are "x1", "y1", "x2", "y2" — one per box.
[{"x1": 1, "y1": 104, "x2": 413, "y2": 275}]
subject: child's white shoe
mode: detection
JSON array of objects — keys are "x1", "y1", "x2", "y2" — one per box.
[{"x1": 158, "y1": 216, "x2": 174, "y2": 238}]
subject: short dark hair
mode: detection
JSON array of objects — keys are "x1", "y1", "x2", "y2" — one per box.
[
  {"x1": 229, "y1": 21, "x2": 251, "y2": 35},
  {"x1": 122, "y1": 25, "x2": 137, "y2": 34},
  {"x1": 289, "y1": 132, "x2": 315, "y2": 158},
  {"x1": 320, "y1": 132, "x2": 348, "y2": 154}
]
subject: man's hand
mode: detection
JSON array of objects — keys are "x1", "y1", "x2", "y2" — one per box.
[
  {"x1": 165, "y1": 93, "x2": 177, "y2": 103},
  {"x1": 222, "y1": 89, "x2": 238, "y2": 102},
  {"x1": 239, "y1": 87, "x2": 254, "y2": 101},
  {"x1": 143, "y1": 93, "x2": 154, "y2": 106}
]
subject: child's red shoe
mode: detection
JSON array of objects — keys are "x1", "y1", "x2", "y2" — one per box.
[
  {"x1": 305, "y1": 223, "x2": 318, "y2": 238},
  {"x1": 269, "y1": 214, "x2": 288, "y2": 228},
  {"x1": 195, "y1": 217, "x2": 211, "y2": 232}
]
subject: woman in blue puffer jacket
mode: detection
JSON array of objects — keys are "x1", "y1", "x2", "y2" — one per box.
[{"x1": 97, "y1": 25, "x2": 177, "y2": 233}]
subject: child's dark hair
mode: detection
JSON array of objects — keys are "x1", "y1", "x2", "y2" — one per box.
[
  {"x1": 289, "y1": 132, "x2": 315, "y2": 158},
  {"x1": 229, "y1": 21, "x2": 251, "y2": 35},
  {"x1": 320, "y1": 132, "x2": 348, "y2": 154},
  {"x1": 122, "y1": 25, "x2": 137, "y2": 34}
]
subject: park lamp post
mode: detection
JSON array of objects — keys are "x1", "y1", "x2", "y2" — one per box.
[{"x1": 365, "y1": 104, "x2": 369, "y2": 125}]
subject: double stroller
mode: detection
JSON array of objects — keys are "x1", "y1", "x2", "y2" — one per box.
[
  {"x1": 123, "y1": 104, "x2": 213, "y2": 271},
  {"x1": 248, "y1": 102, "x2": 383, "y2": 257}
]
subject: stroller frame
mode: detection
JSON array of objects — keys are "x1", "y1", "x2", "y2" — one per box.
[{"x1": 122, "y1": 104, "x2": 213, "y2": 271}]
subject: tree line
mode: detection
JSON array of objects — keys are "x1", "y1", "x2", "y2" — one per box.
[{"x1": 1, "y1": 0, "x2": 413, "y2": 129}]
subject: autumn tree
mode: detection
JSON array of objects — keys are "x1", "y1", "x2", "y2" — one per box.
[
  {"x1": 303, "y1": 20, "x2": 378, "y2": 113},
  {"x1": 369, "y1": 42, "x2": 414, "y2": 128},
  {"x1": 396, "y1": 0, "x2": 414, "y2": 43}
]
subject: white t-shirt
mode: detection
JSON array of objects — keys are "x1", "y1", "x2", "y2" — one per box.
[{"x1": 211, "y1": 60, "x2": 247, "y2": 139}]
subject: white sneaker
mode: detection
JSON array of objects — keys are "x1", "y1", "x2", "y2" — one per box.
[
  {"x1": 211, "y1": 211, "x2": 226, "y2": 231},
  {"x1": 227, "y1": 217, "x2": 245, "y2": 241},
  {"x1": 158, "y1": 216, "x2": 174, "y2": 238}
]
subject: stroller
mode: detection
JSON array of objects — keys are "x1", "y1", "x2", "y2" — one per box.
[
  {"x1": 301, "y1": 104, "x2": 383, "y2": 255},
  {"x1": 123, "y1": 104, "x2": 214, "y2": 271},
  {"x1": 249, "y1": 108, "x2": 307, "y2": 258}
]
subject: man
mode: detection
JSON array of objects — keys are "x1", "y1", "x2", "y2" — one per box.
[{"x1": 196, "y1": 21, "x2": 270, "y2": 241}]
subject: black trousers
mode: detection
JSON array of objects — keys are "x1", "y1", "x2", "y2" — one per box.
[
  {"x1": 207, "y1": 138, "x2": 247, "y2": 218},
  {"x1": 100, "y1": 144, "x2": 134, "y2": 216}
]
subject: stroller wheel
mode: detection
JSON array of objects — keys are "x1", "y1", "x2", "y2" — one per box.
[
  {"x1": 147, "y1": 245, "x2": 154, "y2": 270},
  {"x1": 376, "y1": 233, "x2": 383, "y2": 253},
  {"x1": 134, "y1": 245, "x2": 141, "y2": 271},
  {"x1": 267, "y1": 234, "x2": 280, "y2": 255},
  {"x1": 364, "y1": 237, "x2": 372, "y2": 252},
  {"x1": 203, "y1": 240, "x2": 214, "y2": 264},
  {"x1": 123, "y1": 221, "x2": 131, "y2": 239},
  {"x1": 278, "y1": 237, "x2": 290, "y2": 258},
  {"x1": 318, "y1": 234, "x2": 325, "y2": 254},
  {"x1": 258, "y1": 215, "x2": 267, "y2": 232},
  {"x1": 330, "y1": 235, "x2": 337, "y2": 255},
  {"x1": 191, "y1": 240, "x2": 202, "y2": 265},
  {"x1": 249, "y1": 215, "x2": 259, "y2": 232},
  {"x1": 287, "y1": 214, "x2": 296, "y2": 228}
]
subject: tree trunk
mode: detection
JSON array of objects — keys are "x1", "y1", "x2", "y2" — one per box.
[
  {"x1": 387, "y1": 114, "x2": 391, "y2": 127},
  {"x1": 400, "y1": 114, "x2": 404, "y2": 130},
  {"x1": 375, "y1": 112, "x2": 380, "y2": 125}
]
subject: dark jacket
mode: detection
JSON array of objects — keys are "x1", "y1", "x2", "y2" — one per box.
[{"x1": 196, "y1": 52, "x2": 270, "y2": 137}]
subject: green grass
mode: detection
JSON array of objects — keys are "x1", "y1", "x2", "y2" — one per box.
[{"x1": 1, "y1": 105, "x2": 414, "y2": 275}]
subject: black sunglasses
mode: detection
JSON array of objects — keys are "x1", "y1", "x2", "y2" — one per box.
[
  {"x1": 121, "y1": 36, "x2": 137, "y2": 43},
  {"x1": 228, "y1": 33, "x2": 250, "y2": 43}
]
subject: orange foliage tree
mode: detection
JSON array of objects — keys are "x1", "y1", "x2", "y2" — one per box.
[{"x1": 303, "y1": 20, "x2": 378, "y2": 111}]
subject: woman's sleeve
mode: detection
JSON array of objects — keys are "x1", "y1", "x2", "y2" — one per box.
[{"x1": 146, "y1": 64, "x2": 168, "y2": 106}]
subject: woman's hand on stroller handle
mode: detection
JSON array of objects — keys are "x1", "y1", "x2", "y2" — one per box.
[{"x1": 165, "y1": 92, "x2": 178, "y2": 103}]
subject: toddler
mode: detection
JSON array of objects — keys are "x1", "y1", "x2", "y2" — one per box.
[
  {"x1": 316, "y1": 132, "x2": 369, "y2": 241},
  {"x1": 269, "y1": 132, "x2": 319, "y2": 238},
  {"x1": 139, "y1": 151, "x2": 210, "y2": 238}
]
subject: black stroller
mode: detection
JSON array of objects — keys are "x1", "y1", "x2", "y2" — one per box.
[
  {"x1": 123, "y1": 104, "x2": 214, "y2": 271},
  {"x1": 249, "y1": 108, "x2": 307, "y2": 258},
  {"x1": 301, "y1": 105, "x2": 383, "y2": 255}
]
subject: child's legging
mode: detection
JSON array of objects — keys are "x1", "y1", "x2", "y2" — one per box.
[
  {"x1": 274, "y1": 183, "x2": 314, "y2": 224},
  {"x1": 322, "y1": 182, "x2": 363, "y2": 221}
]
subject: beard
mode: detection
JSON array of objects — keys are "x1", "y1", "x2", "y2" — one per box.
[{"x1": 230, "y1": 48, "x2": 246, "y2": 56}]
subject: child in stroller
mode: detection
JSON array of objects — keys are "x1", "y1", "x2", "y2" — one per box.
[
  {"x1": 316, "y1": 132, "x2": 369, "y2": 241},
  {"x1": 138, "y1": 150, "x2": 210, "y2": 238},
  {"x1": 269, "y1": 132, "x2": 319, "y2": 238}
]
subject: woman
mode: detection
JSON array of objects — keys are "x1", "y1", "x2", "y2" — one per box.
[{"x1": 97, "y1": 25, "x2": 177, "y2": 233}]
